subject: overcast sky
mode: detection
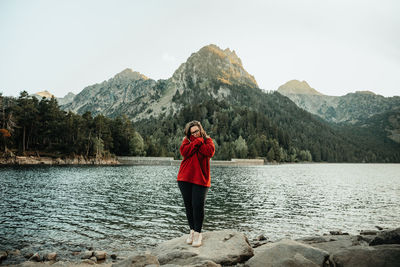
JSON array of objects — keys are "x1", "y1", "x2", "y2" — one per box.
[{"x1": 1, "y1": 0, "x2": 399, "y2": 98}]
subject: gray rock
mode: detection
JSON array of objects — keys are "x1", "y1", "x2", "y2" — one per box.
[
  {"x1": 94, "y1": 250, "x2": 107, "y2": 260},
  {"x1": 331, "y1": 244, "x2": 400, "y2": 267},
  {"x1": 81, "y1": 251, "x2": 93, "y2": 259},
  {"x1": 245, "y1": 239, "x2": 329, "y2": 267},
  {"x1": 296, "y1": 236, "x2": 329, "y2": 243},
  {"x1": 90, "y1": 256, "x2": 98, "y2": 263},
  {"x1": 81, "y1": 259, "x2": 96, "y2": 265},
  {"x1": 152, "y1": 230, "x2": 253, "y2": 266},
  {"x1": 111, "y1": 252, "x2": 159, "y2": 267},
  {"x1": 370, "y1": 227, "x2": 400, "y2": 246},
  {"x1": 306, "y1": 235, "x2": 366, "y2": 255},
  {"x1": 190, "y1": 260, "x2": 221, "y2": 267}
]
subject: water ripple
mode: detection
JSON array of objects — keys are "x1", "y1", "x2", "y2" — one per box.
[{"x1": 1, "y1": 164, "x2": 400, "y2": 257}]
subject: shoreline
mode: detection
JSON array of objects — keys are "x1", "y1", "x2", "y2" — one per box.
[
  {"x1": 1, "y1": 155, "x2": 397, "y2": 166},
  {"x1": 0, "y1": 155, "x2": 120, "y2": 166},
  {"x1": 1, "y1": 226, "x2": 398, "y2": 266}
]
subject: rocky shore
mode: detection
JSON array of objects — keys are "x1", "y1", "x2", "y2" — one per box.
[
  {"x1": 0, "y1": 155, "x2": 120, "y2": 165},
  {"x1": 1, "y1": 227, "x2": 399, "y2": 267}
]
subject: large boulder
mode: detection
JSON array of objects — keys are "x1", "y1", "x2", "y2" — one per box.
[
  {"x1": 301, "y1": 234, "x2": 367, "y2": 254},
  {"x1": 331, "y1": 244, "x2": 400, "y2": 267},
  {"x1": 152, "y1": 230, "x2": 253, "y2": 266},
  {"x1": 111, "y1": 252, "x2": 159, "y2": 267},
  {"x1": 370, "y1": 227, "x2": 400, "y2": 246},
  {"x1": 245, "y1": 239, "x2": 329, "y2": 267}
]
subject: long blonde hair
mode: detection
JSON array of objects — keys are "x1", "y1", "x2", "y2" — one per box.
[{"x1": 184, "y1": 120, "x2": 208, "y2": 140}]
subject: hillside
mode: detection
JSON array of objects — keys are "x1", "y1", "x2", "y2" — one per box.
[
  {"x1": 57, "y1": 44, "x2": 400, "y2": 162},
  {"x1": 277, "y1": 80, "x2": 400, "y2": 144}
]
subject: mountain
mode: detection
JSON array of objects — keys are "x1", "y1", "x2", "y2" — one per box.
[
  {"x1": 277, "y1": 80, "x2": 400, "y2": 144},
  {"x1": 31, "y1": 90, "x2": 54, "y2": 99},
  {"x1": 62, "y1": 44, "x2": 259, "y2": 121},
  {"x1": 57, "y1": 92, "x2": 76, "y2": 105},
  {"x1": 277, "y1": 80, "x2": 400, "y2": 123},
  {"x1": 277, "y1": 80, "x2": 323, "y2": 95},
  {"x1": 62, "y1": 68, "x2": 166, "y2": 120},
  {"x1": 60, "y1": 44, "x2": 400, "y2": 162}
]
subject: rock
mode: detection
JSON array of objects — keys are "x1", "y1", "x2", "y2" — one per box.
[
  {"x1": 24, "y1": 252, "x2": 34, "y2": 259},
  {"x1": 94, "y1": 250, "x2": 107, "y2": 260},
  {"x1": 0, "y1": 251, "x2": 7, "y2": 262},
  {"x1": 360, "y1": 230, "x2": 378, "y2": 235},
  {"x1": 245, "y1": 239, "x2": 329, "y2": 267},
  {"x1": 29, "y1": 253, "x2": 41, "y2": 262},
  {"x1": 152, "y1": 230, "x2": 253, "y2": 266},
  {"x1": 90, "y1": 256, "x2": 98, "y2": 263},
  {"x1": 10, "y1": 249, "x2": 21, "y2": 256},
  {"x1": 251, "y1": 240, "x2": 270, "y2": 249},
  {"x1": 81, "y1": 251, "x2": 93, "y2": 259},
  {"x1": 256, "y1": 234, "x2": 267, "y2": 241},
  {"x1": 45, "y1": 252, "x2": 57, "y2": 261},
  {"x1": 296, "y1": 236, "x2": 329, "y2": 243},
  {"x1": 111, "y1": 252, "x2": 159, "y2": 267},
  {"x1": 329, "y1": 231, "x2": 349, "y2": 235},
  {"x1": 357, "y1": 234, "x2": 376, "y2": 243},
  {"x1": 305, "y1": 235, "x2": 365, "y2": 255},
  {"x1": 190, "y1": 260, "x2": 221, "y2": 267},
  {"x1": 331, "y1": 244, "x2": 400, "y2": 267},
  {"x1": 82, "y1": 259, "x2": 96, "y2": 265},
  {"x1": 370, "y1": 227, "x2": 400, "y2": 246}
]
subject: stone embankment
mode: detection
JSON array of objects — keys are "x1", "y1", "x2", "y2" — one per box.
[
  {"x1": 117, "y1": 157, "x2": 265, "y2": 166},
  {"x1": 2, "y1": 227, "x2": 399, "y2": 267},
  {"x1": 0, "y1": 155, "x2": 119, "y2": 165}
]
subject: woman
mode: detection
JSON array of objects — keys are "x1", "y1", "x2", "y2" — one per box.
[{"x1": 177, "y1": 120, "x2": 215, "y2": 247}]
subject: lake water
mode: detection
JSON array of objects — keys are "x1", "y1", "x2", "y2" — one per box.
[{"x1": 1, "y1": 164, "x2": 399, "y2": 261}]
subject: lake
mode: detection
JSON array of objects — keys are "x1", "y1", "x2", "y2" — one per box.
[{"x1": 1, "y1": 164, "x2": 399, "y2": 261}]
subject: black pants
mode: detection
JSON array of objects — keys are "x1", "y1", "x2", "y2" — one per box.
[{"x1": 178, "y1": 181, "x2": 209, "y2": 233}]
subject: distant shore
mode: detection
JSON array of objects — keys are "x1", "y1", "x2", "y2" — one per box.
[
  {"x1": 117, "y1": 156, "x2": 265, "y2": 166},
  {"x1": 0, "y1": 155, "x2": 119, "y2": 165},
  {"x1": 0, "y1": 156, "x2": 266, "y2": 166}
]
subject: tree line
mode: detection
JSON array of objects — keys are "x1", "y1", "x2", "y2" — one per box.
[
  {"x1": 0, "y1": 91, "x2": 147, "y2": 158},
  {"x1": 1, "y1": 90, "x2": 399, "y2": 162}
]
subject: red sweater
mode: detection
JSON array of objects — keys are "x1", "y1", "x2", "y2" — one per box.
[{"x1": 177, "y1": 135, "x2": 215, "y2": 187}]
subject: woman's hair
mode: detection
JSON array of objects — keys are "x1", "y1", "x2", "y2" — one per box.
[{"x1": 184, "y1": 120, "x2": 208, "y2": 139}]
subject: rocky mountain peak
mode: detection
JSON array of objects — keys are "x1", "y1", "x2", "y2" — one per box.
[
  {"x1": 113, "y1": 68, "x2": 149, "y2": 81},
  {"x1": 33, "y1": 90, "x2": 54, "y2": 99},
  {"x1": 355, "y1": 90, "x2": 376, "y2": 95},
  {"x1": 171, "y1": 44, "x2": 258, "y2": 89},
  {"x1": 277, "y1": 80, "x2": 323, "y2": 95}
]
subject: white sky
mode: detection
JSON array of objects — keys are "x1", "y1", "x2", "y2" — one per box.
[{"x1": 0, "y1": 0, "x2": 399, "y2": 97}]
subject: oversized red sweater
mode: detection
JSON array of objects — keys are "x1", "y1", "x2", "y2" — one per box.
[{"x1": 177, "y1": 135, "x2": 215, "y2": 187}]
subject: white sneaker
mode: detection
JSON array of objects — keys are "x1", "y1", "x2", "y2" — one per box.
[
  {"x1": 186, "y1": 229, "x2": 194, "y2": 244},
  {"x1": 192, "y1": 232, "x2": 202, "y2": 247}
]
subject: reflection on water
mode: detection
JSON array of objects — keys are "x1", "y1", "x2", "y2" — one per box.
[{"x1": 1, "y1": 164, "x2": 399, "y2": 258}]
